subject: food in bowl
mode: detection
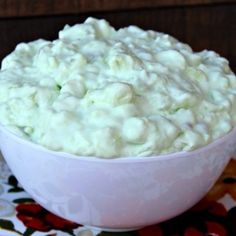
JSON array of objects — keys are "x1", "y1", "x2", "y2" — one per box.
[
  {"x1": 0, "y1": 18, "x2": 236, "y2": 231},
  {"x1": 0, "y1": 18, "x2": 236, "y2": 158}
]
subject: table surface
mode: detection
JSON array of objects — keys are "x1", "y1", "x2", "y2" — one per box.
[{"x1": 0, "y1": 155, "x2": 236, "y2": 236}]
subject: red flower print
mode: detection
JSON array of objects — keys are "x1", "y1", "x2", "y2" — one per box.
[
  {"x1": 183, "y1": 227, "x2": 203, "y2": 236},
  {"x1": 206, "y1": 221, "x2": 227, "y2": 236},
  {"x1": 137, "y1": 202, "x2": 229, "y2": 236},
  {"x1": 138, "y1": 225, "x2": 163, "y2": 236},
  {"x1": 16, "y1": 203, "x2": 79, "y2": 232}
]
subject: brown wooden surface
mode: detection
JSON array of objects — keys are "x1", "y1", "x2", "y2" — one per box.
[
  {"x1": 0, "y1": 2, "x2": 235, "y2": 71},
  {"x1": 0, "y1": 0, "x2": 235, "y2": 18}
]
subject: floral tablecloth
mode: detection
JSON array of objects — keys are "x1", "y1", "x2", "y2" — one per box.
[{"x1": 0, "y1": 154, "x2": 236, "y2": 236}]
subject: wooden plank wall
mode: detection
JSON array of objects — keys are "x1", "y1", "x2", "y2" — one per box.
[{"x1": 0, "y1": 0, "x2": 235, "y2": 71}]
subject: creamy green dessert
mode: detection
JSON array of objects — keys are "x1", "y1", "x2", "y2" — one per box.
[{"x1": 0, "y1": 18, "x2": 236, "y2": 158}]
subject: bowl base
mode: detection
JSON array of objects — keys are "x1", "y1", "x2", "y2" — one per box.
[{"x1": 85, "y1": 225, "x2": 141, "y2": 232}]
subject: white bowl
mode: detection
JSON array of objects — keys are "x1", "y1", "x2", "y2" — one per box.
[{"x1": 0, "y1": 125, "x2": 236, "y2": 232}]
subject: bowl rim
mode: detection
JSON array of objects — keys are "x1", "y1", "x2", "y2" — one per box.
[{"x1": 0, "y1": 124, "x2": 235, "y2": 163}]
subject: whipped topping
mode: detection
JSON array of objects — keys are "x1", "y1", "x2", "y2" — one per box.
[{"x1": 0, "y1": 17, "x2": 236, "y2": 158}]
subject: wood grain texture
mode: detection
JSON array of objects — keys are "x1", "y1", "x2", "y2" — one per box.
[
  {"x1": 0, "y1": 3, "x2": 235, "y2": 71},
  {"x1": 0, "y1": 0, "x2": 235, "y2": 17}
]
